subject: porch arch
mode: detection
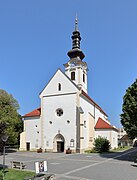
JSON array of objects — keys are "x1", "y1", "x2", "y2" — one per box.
[{"x1": 53, "y1": 134, "x2": 65, "y2": 152}]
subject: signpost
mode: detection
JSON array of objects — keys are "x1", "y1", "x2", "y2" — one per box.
[
  {"x1": 35, "y1": 161, "x2": 48, "y2": 174},
  {"x1": 25, "y1": 160, "x2": 55, "y2": 179}
]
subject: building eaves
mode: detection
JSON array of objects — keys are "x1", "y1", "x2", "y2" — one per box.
[{"x1": 22, "y1": 107, "x2": 41, "y2": 118}]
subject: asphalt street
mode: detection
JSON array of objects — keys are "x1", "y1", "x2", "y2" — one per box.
[{"x1": 0, "y1": 148, "x2": 137, "y2": 180}]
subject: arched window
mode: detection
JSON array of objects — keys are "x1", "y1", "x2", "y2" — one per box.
[
  {"x1": 84, "y1": 120, "x2": 86, "y2": 127},
  {"x1": 58, "y1": 83, "x2": 61, "y2": 91},
  {"x1": 83, "y1": 73, "x2": 85, "y2": 83},
  {"x1": 71, "y1": 72, "x2": 75, "y2": 80}
]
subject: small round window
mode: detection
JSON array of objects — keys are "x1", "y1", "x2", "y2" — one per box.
[{"x1": 56, "y1": 108, "x2": 63, "y2": 117}]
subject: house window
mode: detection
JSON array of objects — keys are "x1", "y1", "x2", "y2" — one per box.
[
  {"x1": 56, "y1": 108, "x2": 63, "y2": 117},
  {"x1": 46, "y1": 141, "x2": 49, "y2": 146},
  {"x1": 89, "y1": 137, "x2": 93, "y2": 142},
  {"x1": 70, "y1": 139, "x2": 74, "y2": 147},
  {"x1": 67, "y1": 120, "x2": 70, "y2": 124},
  {"x1": 83, "y1": 73, "x2": 85, "y2": 83},
  {"x1": 35, "y1": 144, "x2": 38, "y2": 148},
  {"x1": 71, "y1": 72, "x2": 75, "y2": 80},
  {"x1": 84, "y1": 121, "x2": 86, "y2": 128},
  {"x1": 58, "y1": 83, "x2": 61, "y2": 91}
]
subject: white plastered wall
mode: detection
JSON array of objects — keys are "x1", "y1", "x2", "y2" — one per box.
[
  {"x1": 94, "y1": 108, "x2": 109, "y2": 125},
  {"x1": 79, "y1": 95, "x2": 116, "y2": 150},
  {"x1": 79, "y1": 96, "x2": 95, "y2": 150},
  {"x1": 65, "y1": 65, "x2": 88, "y2": 93},
  {"x1": 40, "y1": 68, "x2": 80, "y2": 151},
  {"x1": 88, "y1": 113, "x2": 95, "y2": 149},
  {"x1": 95, "y1": 129, "x2": 118, "y2": 149},
  {"x1": 24, "y1": 116, "x2": 41, "y2": 150},
  {"x1": 20, "y1": 132, "x2": 26, "y2": 151},
  {"x1": 110, "y1": 130, "x2": 118, "y2": 149},
  {"x1": 42, "y1": 93, "x2": 77, "y2": 151},
  {"x1": 40, "y1": 69, "x2": 78, "y2": 98}
]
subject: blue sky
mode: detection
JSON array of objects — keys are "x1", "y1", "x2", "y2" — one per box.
[{"x1": 0, "y1": 0, "x2": 137, "y2": 128}]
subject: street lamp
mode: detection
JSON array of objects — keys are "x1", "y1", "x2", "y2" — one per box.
[{"x1": 1, "y1": 135, "x2": 9, "y2": 177}]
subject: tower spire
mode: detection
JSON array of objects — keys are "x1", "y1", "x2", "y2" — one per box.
[
  {"x1": 64, "y1": 18, "x2": 88, "y2": 93},
  {"x1": 67, "y1": 16, "x2": 85, "y2": 60}
]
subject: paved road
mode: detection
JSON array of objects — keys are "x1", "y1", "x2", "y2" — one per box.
[{"x1": 0, "y1": 148, "x2": 137, "y2": 180}]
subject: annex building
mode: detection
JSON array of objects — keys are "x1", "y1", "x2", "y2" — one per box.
[{"x1": 20, "y1": 19, "x2": 118, "y2": 153}]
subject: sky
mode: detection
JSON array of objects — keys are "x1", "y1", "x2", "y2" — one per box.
[{"x1": 0, "y1": 0, "x2": 137, "y2": 128}]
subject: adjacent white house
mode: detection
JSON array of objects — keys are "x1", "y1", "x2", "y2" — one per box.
[{"x1": 20, "y1": 19, "x2": 118, "y2": 153}]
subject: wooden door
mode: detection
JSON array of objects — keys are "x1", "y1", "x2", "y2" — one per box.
[
  {"x1": 26, "y1": 142, "x2": 30, "y2": 151},
  {"x1": 57, "y1": 142, "x2": 64, "y2": 152}
]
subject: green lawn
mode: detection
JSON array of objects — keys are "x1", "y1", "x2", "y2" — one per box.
[
  {"x1": 85, "y1": 146, "x2": 132, "y2": 154},
  {"x1": 0, "y1": 168, "x2": 35, "y2": 180},
  {"x1": 110, "y1": 146, "x2": 132, "y2": 152}
]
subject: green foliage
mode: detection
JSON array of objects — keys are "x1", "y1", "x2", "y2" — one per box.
[
  {"x1": 94, "y1": 136, "x2": 110, "y2": 152},
  {"x1": 110, "y1": 146, "x2": 132, "y2": 152},
  {"x1": 85, "y1": 148, "x2": 97, "y2": 153},
  {"x1": 0, "y1": 89, "x2": 23, "y2": 149},
  {"x1": 0, "y1": 168, "x2": 35, "y2": 180},
  {"x1": 0, "y1": 172, "x2": 3, "y2": 180},
  {"x1": 121, "y1": 79, "x2": 137, "y2": 139}
]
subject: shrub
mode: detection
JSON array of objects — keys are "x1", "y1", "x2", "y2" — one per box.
[
  {"x1": 94, "y1": 136, "x2": 110, "y2": 153},
  {"x1": 0, "y1": 173, "x2": 3, "y2": 180}
]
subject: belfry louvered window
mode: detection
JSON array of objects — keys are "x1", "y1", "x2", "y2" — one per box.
[
  {"x1": 71, "y1": 72, "x2": 75, "y2": 80},
  {"x1": 83, "y1": 73, "x2": 85, "y2": 83}
]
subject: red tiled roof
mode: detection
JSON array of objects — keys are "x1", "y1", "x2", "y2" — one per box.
[
  {"x1": 81, "y1": 90, "x2": 108, "y2": 117},
  {"x1": 23, "y1": 107, "x2": 41, "y2": 117},
  {"x1": 95, "y1": 117, "x2": 118, "y2": 131}
]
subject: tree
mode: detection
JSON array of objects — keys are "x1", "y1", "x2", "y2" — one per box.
[
  {"x1": 94, "y1": 136, "x2": 110, "y2": 152},
  {"x1": 121, "y1": 79, "x2": 137, "y2": 139},
  {"x1": 0, "y1": 89, "x2": 23, "y2": 149}
]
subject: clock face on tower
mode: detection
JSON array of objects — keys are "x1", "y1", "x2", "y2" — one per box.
[{"x1": 70, "y1": 62, "x2": 76, "y2": 67}]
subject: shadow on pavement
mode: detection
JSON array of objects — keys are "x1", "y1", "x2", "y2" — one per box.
[
  {"x1": 99, "y1": 147, "x2": 137, "y2": 163},
  {"x1": 0, "y1": 148, "x2": 18, "y2": 157},
  {"x1": 6, "y1": 148, "x2": 18, "y2": 153}
]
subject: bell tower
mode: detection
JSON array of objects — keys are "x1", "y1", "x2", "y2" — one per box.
[{"x1": 64, "y1": 17, "x2": 88, "y2": 93}]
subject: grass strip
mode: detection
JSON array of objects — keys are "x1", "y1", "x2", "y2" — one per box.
[{"x1": 0, "y1": 168, "x2": 35, "y2": 180}]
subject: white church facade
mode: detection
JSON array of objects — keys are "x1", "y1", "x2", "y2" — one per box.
[{"x1": 20, "y1": 19, "x2": 118, "y2": 153}]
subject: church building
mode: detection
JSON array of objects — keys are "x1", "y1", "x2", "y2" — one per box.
[{"x1": 20, "y1": 18, "x2": 118, "y2": 153}]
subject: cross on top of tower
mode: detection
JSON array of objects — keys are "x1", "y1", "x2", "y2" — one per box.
[{"x1": 75, "y1": 14, "x2": 78, "y2": 31}]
